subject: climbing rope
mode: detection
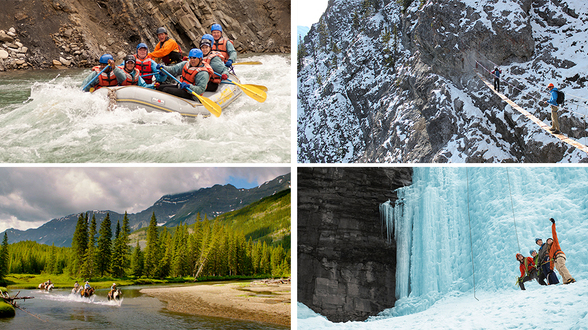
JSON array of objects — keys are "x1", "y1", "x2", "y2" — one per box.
[
  {"x1": 506, "y1": 168, "x2": 521, "y2": 252},
  {"x1": 465, "y1": 167, "x2": 479, "y2": 301}
]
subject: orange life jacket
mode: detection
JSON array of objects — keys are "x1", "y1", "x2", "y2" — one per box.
[
  {"x1": 203, "y1": 52, "x2": 225, "y2": 84},
  {"x1": 92, "y1": 66, "x2": 118, "y2": 89},
  {"x1": 120, "y1": 67, "x2": 141, "y2": 86},
  {"x1": 135, "y1": 56, "x2": 154, "y2": 83},
  {"x1": 180, "y1": 62, "x2": 214, "y2": 86},
  {"x1": 157, "y1": 38, "x2": 183, "y2": 65},
  {"x1": 212, "y1": 37, "x2": 233, "y2": 63}
]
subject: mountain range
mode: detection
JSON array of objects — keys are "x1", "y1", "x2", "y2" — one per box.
[{"x1": 2, "y1": 173, "x2": 291, "y2": 247}]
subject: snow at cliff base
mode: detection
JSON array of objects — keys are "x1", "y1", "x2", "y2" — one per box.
[{"x1": 298, "y1": 167, "x2": 588, "y2": 329}]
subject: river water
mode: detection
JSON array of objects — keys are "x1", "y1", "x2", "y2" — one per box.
[
  {"x1": 0, "y1": 54, "x2": 291, "y2": 163},
  {"x1": 0, "y1": 286, "x2": 288, "y2": 329}
]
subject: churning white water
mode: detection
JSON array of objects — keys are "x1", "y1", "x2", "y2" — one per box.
[{"x1": 0, "y1": 54, "x2": 291, "y2": 163}]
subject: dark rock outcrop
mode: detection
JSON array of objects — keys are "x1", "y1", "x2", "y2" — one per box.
[
  {"x1": 0, "y1": 0, "x2": 290, "y2": 71},
  {"x1": 298, "y1": 167, "x2": 412, "y2": 322}
]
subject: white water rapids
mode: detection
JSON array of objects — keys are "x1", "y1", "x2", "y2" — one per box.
[{"x1": 0, "y1": 54, "x2": 291, "y2": 163}]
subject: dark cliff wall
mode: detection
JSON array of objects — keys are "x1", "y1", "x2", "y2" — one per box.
[
  {"x1": 298, "y1": 167, "x2": 412, "y2": 322},
  {"x1": 0, "y1": 0, "x2": 290, "y2": 71}
]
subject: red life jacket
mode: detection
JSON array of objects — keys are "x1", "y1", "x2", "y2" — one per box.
[
  {"x1": 135, "y1": 55, "x2": 154, "y2": 84},
  {"x1": 120, "y1": 67, "x2": 141, "y2": 86},
  {"x1": 212, "y1": 37, "x2": 233, "y2": 63},
  {"x1": 203, "y1": 52, "x2": 225, "y2": 84},
  {"x1": 180, "y1": 62, "x2": 214, "y2": 86},
  {"x1": 92, "y1": 66, "x2": 118, "y2": 89}
]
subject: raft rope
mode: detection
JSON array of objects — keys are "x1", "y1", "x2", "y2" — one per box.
[
  {"x1": 465, "y1": 167, "x2": 479, "y2": 301},
  {"x1": 506, "y1": 168, "x2": 521, "y2": 253}
]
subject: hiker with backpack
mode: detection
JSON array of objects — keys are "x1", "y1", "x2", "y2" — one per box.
[
  {"x1": 491, "y1": 66, "x2": 502, "y2": 92},
  {"x1": 516, "y1": 253, "x2": 547, "y2": 290},
  {"x1": 540, "y1": 83, "x2": 564, "y2": 134}
]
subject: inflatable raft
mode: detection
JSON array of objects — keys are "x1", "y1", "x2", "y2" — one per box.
[{"x1": 93, "y1": 74, "x2": 242, "y2": 117}]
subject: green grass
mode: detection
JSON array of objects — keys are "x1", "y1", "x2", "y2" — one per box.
[
  {"x1": 4, "y1": 273, "x2": 279, "y2": 289},
  {"x1": 0, "y1": 301, "x2": 15, "y2": 318}
]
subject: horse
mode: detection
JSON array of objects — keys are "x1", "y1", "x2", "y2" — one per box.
[
  {"x1": 38, "y1": 283, "x2": 54, "y2": 291},
  {"x1": 80, "y1": 287, "x2": 94, "y2": 298},
  {"x1": 107, "y1": 288, "x2": 122, "y2": 301}
]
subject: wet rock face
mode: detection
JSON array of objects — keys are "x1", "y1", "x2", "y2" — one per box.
[
  {"x1": 0, "y1": 0, "x2": 289, "y2": 71},
  {"x1": 298, "y1": 167, "x2": 412, "y2": 322}
]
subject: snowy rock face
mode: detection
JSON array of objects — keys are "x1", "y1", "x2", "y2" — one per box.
[
  {"x1": 298, "y1": 167, "x2": 412, "y2": 321},
  {"x1": 298, "y1": 0, "x2": 588, "y2": 162}
]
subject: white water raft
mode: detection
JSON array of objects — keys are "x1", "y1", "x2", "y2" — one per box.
[{"x1": 93, "y1": 74, "x2": 242, "y2": 117}]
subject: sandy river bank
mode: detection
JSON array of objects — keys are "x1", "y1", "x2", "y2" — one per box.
[{"x1": 140, "y1": 279, "x2": 291, "y2": 327}]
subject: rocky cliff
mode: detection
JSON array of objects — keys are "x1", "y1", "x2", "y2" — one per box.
[
  {"x1": 298, "y1": 167, "x2": 412, "y2": 322},
  {"x1": 297, "y1": 0, "x2": 588, "y2": 163},
  {"x1": 0, "y1": 0, "x2": 290, "y2": 71}
]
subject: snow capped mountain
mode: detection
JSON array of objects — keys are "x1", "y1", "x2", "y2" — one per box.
[
  {"x1": 298, "y1": 167, "x2": 588, "y2": 328},
  {"x1": 297, "y1": 0, "x2": 588, "y2": 162}
]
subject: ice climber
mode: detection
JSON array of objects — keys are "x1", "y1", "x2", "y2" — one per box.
[
  {"x1": 199, "y1": 34, "x2": 229, "y2": 92},
  {"x1": 548, "y1": 218, "x2": 576, "y2": 284},
  {"x1": 210, "y1": 23, "x2": 237, "y2": 67},
  {"x1": 155, "y1": 48, "x2": 213, "y2": 101},
  {"x1": 535, "y1": 238, "x2": 559, "y2": 285},
  {"x1": 516, "y1": 253, "x2": 546, "y2": 290},
  {"x1": 540, "y1": 83, "x2": 561, "y2": 134},
  {"x1": 491, "y1": 66, "x2": 502, "y2": 92},
  {"x1": 149, "y1": 27, "x2": 183, "y2": 65}
]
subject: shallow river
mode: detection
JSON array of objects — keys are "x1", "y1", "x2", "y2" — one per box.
[
  {"x1": 0, "y1": 286, "x2": 288, "y2": 329},
  {"x1": 0, "y1": 54, "x2": 291, "y2": 163}
]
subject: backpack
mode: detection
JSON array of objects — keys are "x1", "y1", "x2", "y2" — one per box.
[{"x1": 556, "y1": 90, "x2": 565, "y2": 105}]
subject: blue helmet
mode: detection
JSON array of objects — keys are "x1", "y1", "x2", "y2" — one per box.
[
  {"x1": 535, "y1": 238, "x2": 542, "y2": 244},
  {"x1": 211, "y1": 24, "x2": 222, "y2": 33},
  {"x1": 200, "y1": 34, "x2": 214, "y2": 48},
  {"x1": 99, "y1": 54, "x2": 114, "y2": 64},
  {"x1": 136, "y1": 43, "x2": 148, "y2": 52},
  {"x1": 188, "y1": 48, "x2": 203, "y2": 59},
  {"x1": 530, "y1": 249, "x2": 537, "y2": 255}
]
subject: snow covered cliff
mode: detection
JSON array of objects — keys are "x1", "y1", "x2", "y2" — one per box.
[
  {"x1": 297, "y1": 0, "x2": 588, "y2": 162},
  {"x1": 298, "y1": 167, "x2": 588, "y2": 329}
]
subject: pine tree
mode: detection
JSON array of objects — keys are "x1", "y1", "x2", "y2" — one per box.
[
  {"x1": 0, "y1": 232, "x2": 9, "y2": 279},
  {"x1": 131, "y1": 242, "x2": 144, "y2": 277},
  {"x1": 96, "y1": 213, "x2": 112, "y2": 276},
  {"x1": 71, "y1": 213, "x2": 88, "y2": 275},
  {"x1": 81, "y1": 214, "x2": 97, "y2": 280},
  {"x1": 144, "y1": 212, "x2": 160, "y2": 278},
  {"x1": 111, "y1": 220, "x2": 126, "y2": 278},
  {"x1": 46, "y1": 243, "x2": 57, "y2": 274},
  {"x1": 121, "y1": 211, "x2": 131, "y2": 269}
]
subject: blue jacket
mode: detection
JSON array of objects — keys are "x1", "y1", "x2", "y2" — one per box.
[{"x1": 548, "y1": 88, "x2": 559, "y2": 106}]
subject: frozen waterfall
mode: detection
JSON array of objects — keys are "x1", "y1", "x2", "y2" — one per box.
[{"x1": 378, "y1": 167, "x2": 588, "y2": 317}]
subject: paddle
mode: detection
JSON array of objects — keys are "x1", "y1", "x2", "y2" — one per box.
[
  {"x1": 232, "y1": 61, "x2": 262, "y2": 66},
  {"x1": 159, "y1": 67, "x2": 222, "y2": 117},
  {"x1": 215, "y1": 73, "x2": 267, "y2": 103},
  {"x1": 81, "y1": 64, "x2": 110, "y2": 91},
  {"x1": 140, "y1": 72, "x2": 158, "y2": 78}
]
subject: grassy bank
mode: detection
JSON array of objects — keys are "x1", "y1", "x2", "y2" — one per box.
[
  {"x1": 0, "y1": 286, "x2": 16, "y2": 318},
  {"x1": 4, "y1": 273, "x2": 279, "y2": 290}
]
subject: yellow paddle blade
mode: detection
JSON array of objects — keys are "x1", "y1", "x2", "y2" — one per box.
[
  {"x1": 232, "y1": 61, "x2": 262, "y2": 66},
  {"x1": 246, "y1": 84, "x2": 268, "y2": 92},
  {"x1": 190, "y1": 91, "x2": 222, "y2": 117},
  {"x1": 233, "y1": 81, "x2": 267, "y2": 103}
]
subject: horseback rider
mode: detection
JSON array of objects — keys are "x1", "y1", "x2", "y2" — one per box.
[{"x1": 73, "y1": 281, "x2": 80, "y2": 292}]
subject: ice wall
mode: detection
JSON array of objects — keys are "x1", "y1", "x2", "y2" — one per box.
[{"x1": 379, "y1": 167, "x2": 588, "y2": 317}]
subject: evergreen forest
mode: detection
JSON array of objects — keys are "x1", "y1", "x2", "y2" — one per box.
[{"x1": 0, "y1": 190, "x2": 291, "y2": 284}]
